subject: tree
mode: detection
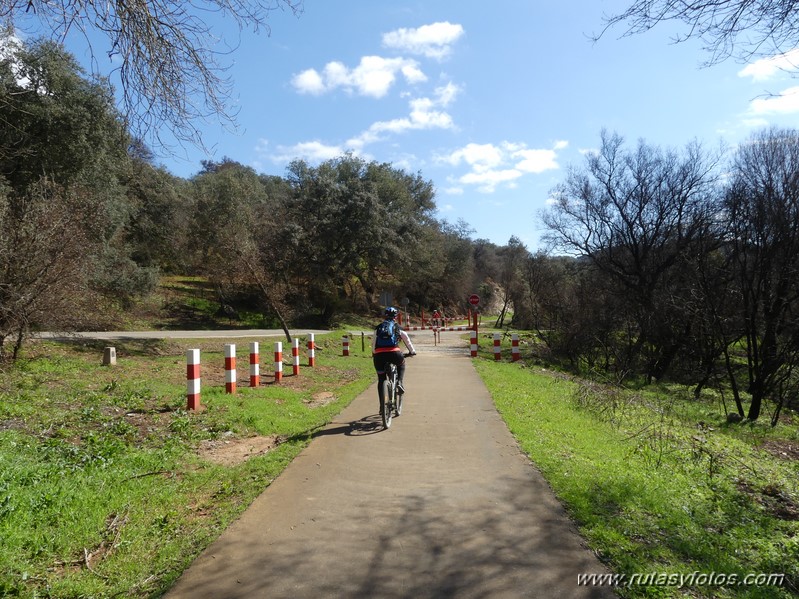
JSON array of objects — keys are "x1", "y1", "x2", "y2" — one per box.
[
  {"x1": 724, "y1": 127, "x2": 799, "y2": 422},
  {"x1": 284, "y1": 155, "x2": 436, "y2": 323},
  {"x1": 122, "y1": 145, "x2": 192, "y2": 272},
  {"x1": 542, "y1": 131, "x2": 721, "y2": 381},
  {"x1": 0, "y1": 35, "x2": 156, "y2": 356},
  {"x1": 0, "y1": 181, "x2": 97, "y2": 360},
  {"x1": 1, "y1": 0, "x2": 303, "y2": 148},
  {"x1": 189, "y1": 158, "x2": 293, "y2": 339},
  {"x1": 601, "y1": 0, "x2": 799, "y2": 65},
  {"x1": 495, "y1": 236, "x2": 528, "y2": 329},
  {"x1": 0, "y1": 34, "x2": 128, "y2": 191}
]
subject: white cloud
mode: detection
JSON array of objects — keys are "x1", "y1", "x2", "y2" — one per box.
[
  {"x1": 461, "y1": 168, "x2": 522, "y2": 193},
  {"x1": 441, "y1": 143, "x2": 504, "y2": 171},
  {"x1": 382, "y1": 22, "x2": 464, "y2": 60},
  {"x1": 291, "y1": 55, "x2": 426, "y2": 98},
  {"x1": 291, "y1": 68, "x2": 326, "y2": 95},
  {"x1": 265, "y1": 82, "x2": 460, "y2": 165},
  {"x1": 347, "y1": 83, "x2": 460, "y2": 149},
  {"x1": 748, "y1": 86, "x2": 799, "y2": 115},
  {"x1": 269, "y1": 140, "x2": 345, "y2": 163},
  {"x1": 513, "y1": 148, "x2": 559, "y2": 173},
  {"x1": 738, "y1": 49, "x2": 799, "y2": 81},
  {"x1": 438, "y1": 140, "x2": 565, "y2": 193}
]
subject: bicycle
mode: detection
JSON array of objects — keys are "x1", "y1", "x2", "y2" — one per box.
[{"x1": 380, "y1": 352, "x2": 414, "y2": 429}]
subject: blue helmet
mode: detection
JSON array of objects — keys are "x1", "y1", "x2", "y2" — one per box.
[{"x1": 384, "y1": 306, "x2": 398, "y2": 319}]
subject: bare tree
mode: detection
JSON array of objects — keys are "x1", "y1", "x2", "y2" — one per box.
[
  {"x1": 495, "y1": 236, "x2": 527, "y2": 329},
  {"x1": 0, "y1": 180, "x2": 98, "y2": 360},
  {"x1": 0, "y1": 0, "x2": 303, "y2": 149},
  {"x1": 542, "y1": 131, "x2": 722, "y2": 381},
  {"x1": 599, "y1": 0, "x2": 799, "y2": 66},
  {"x1": 724, "y1": 127, "x2": 799, "y2": 423}
]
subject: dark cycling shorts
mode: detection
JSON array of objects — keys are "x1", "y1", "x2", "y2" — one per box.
[{"x1": 373, "y1": 350, "x2": 404, "y2": 375}]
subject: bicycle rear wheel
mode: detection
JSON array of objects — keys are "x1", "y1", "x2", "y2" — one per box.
[
  {"x1": 380, "y1": 378, "x2": 393, "y2": 429},
  {"x1": 395, "y1": 385, "x2": 403, "y2": 416}
]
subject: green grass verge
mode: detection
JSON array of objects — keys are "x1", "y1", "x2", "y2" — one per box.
[
  {"x1": 474, "y1": 358, "x2": 798, "y2": 598},
  {"x1": 4, "y1": 325, "x2": 798, "y2": 598},
  {"x1": 0, "y1": 332, "x2": 375, "y2": 598}
]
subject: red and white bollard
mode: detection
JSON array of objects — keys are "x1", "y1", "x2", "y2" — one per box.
[
  {"x1": 342, "y1": 335, "x2": 350, "y2": 356},
  {"x1": 292, "y1": 338, "x2": 300, "y2": 376},
  {"x1": 511, "y1": 333, "x2": 520, "y2": 362},
  {"x1": 470, "y1": 331, "x2": 478, "y2": 358},
  {"x1": 493, "y1": 333, "x2": 501, "y2": 361},
  {"x1": 225, "y1": 344, "x2": 236, "y2": 394},
  {"x1": 274, "y1": 342, "x2": 283, "y2": 383},
  {"x1": 186, "y1": 349, "x2": 201, "y2": 410},
  {"x1": 250, "y1": 342, "x2": 260, "y2": 387},
  {"x1": 307, "y1": 334, "x2": 316, "y2": 367}
]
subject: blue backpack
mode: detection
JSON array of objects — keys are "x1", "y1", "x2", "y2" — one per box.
[{"x1": 375, "y1": 320, "x2": 399, "y2": 348}]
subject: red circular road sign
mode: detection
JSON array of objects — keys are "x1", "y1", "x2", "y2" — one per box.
[{"x1": 468, "y1": 294, "x2": 480, "y2": 306}]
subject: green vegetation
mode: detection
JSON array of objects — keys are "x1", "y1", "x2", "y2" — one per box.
[
  {"x1": 0, "y1": 333, "x2": 375, "y2": 598},
  {"x1": 1, "y1": 328, "x2": 797, "y2": 597},
  {"x1": 475, "y1": 356, "x2": 799, "y2": 598},
  {"x1": 3, "y1": 6, "x2": 799, "y2": 597}
]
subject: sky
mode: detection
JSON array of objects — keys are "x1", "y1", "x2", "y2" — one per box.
[{"x1": 52, "y1": 1, "x2": 799, "y2": 249}]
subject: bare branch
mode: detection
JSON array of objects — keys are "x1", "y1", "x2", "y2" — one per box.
[
  {"x1": 0, "y1": 0, "x2": 304, "y2": 151},
  {"x1": 596, "y1": 0, "x2": 799, "y2": 67}
]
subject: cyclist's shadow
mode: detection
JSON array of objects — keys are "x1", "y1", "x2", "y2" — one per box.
[{"x1": 292, "y1": 414, "x2": 386, "y2": 440}]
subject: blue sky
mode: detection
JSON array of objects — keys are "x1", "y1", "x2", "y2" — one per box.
[{"x1": 64, "y1": 1, "x2": 799, "y2": 248}]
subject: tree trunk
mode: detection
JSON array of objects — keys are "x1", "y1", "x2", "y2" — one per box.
[
  {"x1": 495, "y1": 296, "x2": 510, "y2": 328},
  {"x1": 723, "y1": 345, "x2": 746, "y2": 417},
  {"x1": 242, "y1": 258, "x2": 292, "y2": 343}
]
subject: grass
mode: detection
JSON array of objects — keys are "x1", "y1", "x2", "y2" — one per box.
[
  {"x1": 3, "y1": 292, "x2": 798, "y2": 598},
  {"x1": 473, "y1": 354, "x2": 799, "y2": 598},
  {"x1": 0, "y1": 332, "x2": 376, "y2": 598}
]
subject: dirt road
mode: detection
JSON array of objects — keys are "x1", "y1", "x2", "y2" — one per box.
[{"x1": 164, "y1": 333, "x2": 616, "y2": 598}]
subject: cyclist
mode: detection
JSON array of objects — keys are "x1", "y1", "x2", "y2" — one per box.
[{"x1": 372, "y1": 307, "x2": 416, "y2": 406}]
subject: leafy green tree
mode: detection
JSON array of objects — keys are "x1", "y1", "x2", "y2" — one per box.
[
  {"x1": 284, "y1": 155, "x2": 436, "y2": 323},
  {"x1": 189, "y1": 158, "x2": 292, "y2": 336},
  {"x1": 0, "y1": 35, "x2": 155, "y2": 353},
  {"x1": 0, "y1": 35, "x2": 128, "y2": 191},
  {"x1": 122, "y1": 140, "x2": 192, "y2": 272}
]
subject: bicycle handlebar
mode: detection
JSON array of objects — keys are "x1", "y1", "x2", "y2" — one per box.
[{"x1": 404, "y1": 352, "x2": 416, "y2": 358}]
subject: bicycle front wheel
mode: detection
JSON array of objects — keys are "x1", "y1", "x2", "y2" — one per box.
[{"x1": 381, "y1": 378, "x2": 393, "y2": 429}]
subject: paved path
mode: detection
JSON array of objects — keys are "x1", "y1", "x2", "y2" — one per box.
[{"x1": 164, "y1": 334, "x2": 616, "y2": 599}]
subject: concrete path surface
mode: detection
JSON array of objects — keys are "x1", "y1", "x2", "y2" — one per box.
[{"x1": 164, "y1": 333, "x2": 616, "y2": 599}]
